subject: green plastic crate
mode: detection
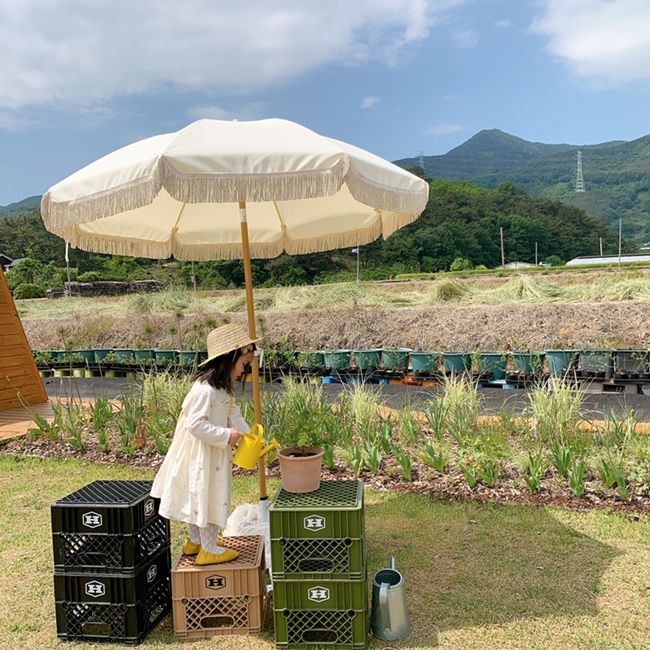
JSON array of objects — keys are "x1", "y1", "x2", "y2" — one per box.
[
  {"x1": 274, "y1": 608, "x2": 367, "y2": 650},
  {"x1": 271, "y1": 537, "x2": 366, "y2": 581},
  {"x1": 273, "y1": 578, "x2": 367, "y2": 611},
  {"x1": 269, "y1": 481, "x2": 364, "y2": 540}
]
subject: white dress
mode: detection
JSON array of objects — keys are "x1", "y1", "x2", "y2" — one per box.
[{"x1": 151, "y1": 381, "x2": 250, "y2": 529}]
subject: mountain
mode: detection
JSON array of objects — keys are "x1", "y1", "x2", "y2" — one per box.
[
  {"x1": 396, "y1": 130, "x2": 648, "y2": 242},
  {"x1": 0, "y1": 195, "x2": 41, "y2": 216}
]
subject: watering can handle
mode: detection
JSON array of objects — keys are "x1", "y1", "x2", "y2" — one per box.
[
  {"x1": 379, "y1": 582, "x2": 391, "y2": 631},
  {"x1": 390, "y1": 555, "x2": 396, "y2": 570}
]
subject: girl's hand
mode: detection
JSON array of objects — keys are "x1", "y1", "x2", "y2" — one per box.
[{"x1": 228, "y1": 429, "x2": 244, "y2": 446}]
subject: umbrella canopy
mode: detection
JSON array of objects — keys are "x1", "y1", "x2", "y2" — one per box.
[
  {"x1": 40, "y1": 118, "x2": 429, "y2": 503},
  {"x1": 41, "y1": 119, "x2": 428, "y2": 259}
]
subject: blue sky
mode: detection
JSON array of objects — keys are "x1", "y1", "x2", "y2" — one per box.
[{"x1": 1, "y1": 0, "x2": 650, "y2": 206}]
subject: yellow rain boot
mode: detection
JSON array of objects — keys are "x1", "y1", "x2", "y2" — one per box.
[
  {"x1": 182, "y1": 539, "x2": 201, "y2": 555},
  {"x1": 195, "y1": 548, "x2": 240, "y2": 565}
]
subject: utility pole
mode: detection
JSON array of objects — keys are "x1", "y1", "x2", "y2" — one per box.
[
  {"x1": 500, "y1": 227, "x2": 505, "y2": 268},
  {"x1": 618, "y1": 218, "x2": 622, "y2": 268},
  {"x1": 191, "y1": 260, "x2": 197, "y2": 292},
  {"x1": 351, "y1": 246, "x2": 360, "y2": 283},
  {"x1": 535, "y1": 241, "x2": 538, "y2": 266},
  {"x1": 575, "y1": 150, "x2": 585, "y2": 192},
  {"x1": 599, "y1": 237, "x2": 603, "y2": 256}
]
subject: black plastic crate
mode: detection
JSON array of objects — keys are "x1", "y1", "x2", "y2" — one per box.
[
  {"x1": 54, "y1": 547, "x2": 171, "y2": 605},
  {"x1": 51, "y1": 480, "x2": 159, "y2": 536},
  {"x1": 53, "y1": 514, "x2": 170, "y2": 573},
  {"x1": 55, "y1": 576, "x2": 171, "y2": 645}
]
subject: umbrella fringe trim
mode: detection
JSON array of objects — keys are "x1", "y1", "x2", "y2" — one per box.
[
  {"x1": 159, "y1": 157, "x2": 348, "y2": 204},
  {"x1": 346, "y1": 166, "x2": 429, "y2": 215},
  {"x1": 40, "y1": 175, "x2": 162, "y2": 229}
]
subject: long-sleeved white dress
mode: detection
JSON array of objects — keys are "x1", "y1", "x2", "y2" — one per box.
[{"x1": 151, "y1": 380, "x2": 250, "y2": 529}]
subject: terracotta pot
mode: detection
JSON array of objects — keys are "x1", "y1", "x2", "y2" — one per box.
[{"x1": 278, "y1": 447, "x2": 324, "y2": 493}]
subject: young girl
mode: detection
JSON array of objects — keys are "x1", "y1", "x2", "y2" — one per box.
[{"x1": 151, "y1": 323, "x2": 257, "y2": 565}]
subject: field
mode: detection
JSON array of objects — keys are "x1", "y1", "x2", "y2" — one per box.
[{"x1": 15, "y1": 267, "x2": 650, "y2": 353}]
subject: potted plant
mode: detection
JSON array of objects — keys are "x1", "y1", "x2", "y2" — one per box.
[{"x1": 273, "y1": 378, "x2": 329, "y2": 493}]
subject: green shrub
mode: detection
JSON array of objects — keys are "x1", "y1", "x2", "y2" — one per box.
[
  {"x1": 78, "y1": 271, "x2": 102, "y2": 282},
  {"x1": 13, "y1": 283, "x2": 46, "y2": 299}
]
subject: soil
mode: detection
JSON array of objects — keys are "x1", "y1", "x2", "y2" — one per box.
[{"x1": 3, "y1": 429, "x2": 648, "y2": 517}]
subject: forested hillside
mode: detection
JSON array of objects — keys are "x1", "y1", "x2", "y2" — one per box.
[
  {"x1": 397, "y1": 130, "x2": 649, "y2": 243},
  {"x1": 0, "y1": 180, "x2": 627, "y2": 293}
]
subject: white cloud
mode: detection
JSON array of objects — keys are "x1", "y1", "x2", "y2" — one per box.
[
  {"x1": 187, "y1": 103, "x2": 267, "y2": 121},
  {"x1": 451, "y1": 29, "x2": 479, "y2": 48},
  {"x1": 531, "y1": 0, "x2": 650, "y2": 85},
  {"x1": 424, "y1": 123, "x2": 464, "y2": 135},
  {"x1": 0, "y1": 0, "x2": 469, "y2": 119},
  {"x1": 360, "y1": 96, "x2": 380, "y2": 109},
  {"x1": 495, "y1": 19, "x2": 512, "y2": 29}
]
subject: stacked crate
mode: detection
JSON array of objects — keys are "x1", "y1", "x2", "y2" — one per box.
[
  {"x1": 171, "y1": 535, "x2": 266, "y2": 638},
  {"x1": 270, "y1": 480, "x2": 367, "y2": 650},
  {"x1": 51, "y1": 480, "x2": 171, "y2": 644}
]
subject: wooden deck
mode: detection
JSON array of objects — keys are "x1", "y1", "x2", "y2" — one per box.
[{"x1": 0, "y1": 401, "x2": 55, "y2": 442}]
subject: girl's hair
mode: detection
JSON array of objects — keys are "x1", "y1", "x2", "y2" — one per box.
[{"x1": 192, "y1": 345, "x2": 254, "y2": 394}]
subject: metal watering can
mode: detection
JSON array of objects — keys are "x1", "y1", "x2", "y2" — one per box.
[
  {"x1": 371, "y1": 555, "x2": 411, "y2": 641},
  {"x1": 233, "y1": 424, "x2": 280, "y2": 470}
]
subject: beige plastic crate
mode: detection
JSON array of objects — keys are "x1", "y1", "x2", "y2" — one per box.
[{"x1": 172, "y1": 535, "x2": 266, "y2": 637}]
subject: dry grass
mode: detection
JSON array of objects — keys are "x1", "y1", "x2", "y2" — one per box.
[{"x1": 0, "y1": 454, "x2": 648, "y2": 650}]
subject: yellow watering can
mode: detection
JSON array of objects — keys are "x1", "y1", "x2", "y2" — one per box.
[{"x1": 233, "y1": 424, "x2": 280, "y2": 470}]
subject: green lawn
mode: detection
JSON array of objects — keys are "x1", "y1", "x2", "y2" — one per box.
[{"x1": 0, "y1": 454, "x2": 648, "y2": 649}]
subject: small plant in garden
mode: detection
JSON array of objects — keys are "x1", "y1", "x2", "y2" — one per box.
[
  {"x1": 377, "y1": 417, "x2": 395, "y2": 454},
  {"x1": 550, "y1": 441, "x2": 574, "y2": 479},
  {"x1": 524, "y1": 450, "x2": 548, "y2": 493},
  {"x1": 421, "y1": 440, "x2": 449, "y2": 473},
  {"x1": 397, "y1": 402, "x2": 421, "y2": 445},
  {"x1": 394, "y1": 446, "x2": 413, "y2": 481},
  {"x1": 596, "y1": 453, "x2": 630, "y2": 501},
  {"x1": 91, "y1": 395, "x2": 113, "y2": 434},
  {"x1": 63, "y1": 402, "x2": 86, "y2": 451},
  {"x1": 28, "y1": 408, "x2": 61, "y2": 441},
  {"x1": 361, "y1": 440, "x2": 383, "y2": 474},
  {"x1": 527, "y1": 379, "x2": 589, "y2": 453},
  {"x1": 477, "y1": 456, "x2": 501, "y2": 487},
  {"x1": 460, "y1": 455, "x2": 479, "y2": 489},
  {"x1": 116, "y1": 392, "x2": 145, "y2": 456},
  {"x1": 439, "y1": 375, "x2": 480, "y2": 444},
  {"x1": 598, "y1": 410, "x2": 637, "y2": 448},
  {"x1": 350, "y1": 447, "x2": 363, "y2": 477},
  {"x1": 423, "y1": 396, "x2": 448, "y2": 441},
  {"x1": 568, "y1": 459, "x2": 587, "y2": 497}
]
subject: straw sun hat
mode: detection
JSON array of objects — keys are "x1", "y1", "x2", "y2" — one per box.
[{"x1": 199, "y1": 323, "x2": 259, "y2": 367}]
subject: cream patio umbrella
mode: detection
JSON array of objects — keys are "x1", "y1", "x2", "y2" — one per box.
[{"x1": 41, "y1": 118, "x2": 429, "y2": 506}]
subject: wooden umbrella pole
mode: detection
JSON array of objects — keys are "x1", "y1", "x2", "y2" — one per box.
[{"x1": 239, "y1": 201, "x2": 267, "y2": 501}]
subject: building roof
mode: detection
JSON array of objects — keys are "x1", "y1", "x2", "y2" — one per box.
[{"x1": 566, "y1": 254, "x2": 650, "y2": 266}]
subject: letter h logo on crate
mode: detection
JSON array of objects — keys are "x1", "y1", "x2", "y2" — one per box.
[
  {"x1": 82, "y1": 511, "x2": 103, "y2": 528},
  {"x1": 205, "y1": 575, "x2": 226, "y2": 590},
  {"x1": 144, "y1": 498, "x2": 155, "y2": 518},
  {"x1": 85, "y1": 580, "x2": 106, "y2": 598},
  {"x1": 308, "y1": 586, "x2": 330, "y2": 602},
  {"x1": 304, "y1": 515, "x2": 325, "y2": 531}
]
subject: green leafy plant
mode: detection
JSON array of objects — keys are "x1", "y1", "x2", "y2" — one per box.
[
  {"x1": 596, "y1": 453, "x2": 630, "y2": 501},
  {"x1": 568, "y1": 459, "x2": 587, "y2": 497},
  {"x1": 362, "y1": 440, "x2": 383, "y2": 474},
  {"x1": 550, "y1": 441, "x2": 574, "y2": 479},
  {"x1": 524, "y1": 450, "x2": 548, "y2": 493},
  {"x1": 397, "y1": 403, "x2": 421, "y2": 445},
  {"x1": 63, "y1": 402, "x2": 86, "y2": 451},
  {"x1": 350, "y1": 446, "x2": 363, "y2": 477},
  {"x1": 395, "y1": 447, "x2": 413, "y2": 481},
  {"x1": 421, "y1": 440, "x2": 449, "y2": 473}
]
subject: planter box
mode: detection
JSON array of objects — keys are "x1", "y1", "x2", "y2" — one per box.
[
  {"x1": 353, "y1": 349, "x2": 382, "y2": 370},
  {"x1": 442, "y1": 352, "x2": 472, "y2": 374},
  {"x1": 545, "y1": 350, "x2": 578, "y2": 377},
  {"x1": 409, "y1": 352, "x2": 441, "y2": 374},
  {"x1": 511, "y1": 351, "x2": 545, "y2": 374},
  {"x1": 324, "y1": 350, "x2": 352, "y2": 370},
  {"x1": 381, "y1": 348, "x2": 411, "y2": 370},
  {"x1": 299, "y1": 351, "x2": 326, "y2": 369},
  {"x1": 477, "y1": 353, "x2": 508, "y2": 380}
]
